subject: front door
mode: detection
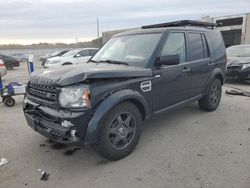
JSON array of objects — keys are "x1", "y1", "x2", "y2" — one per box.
[{"x1": 152, "y1": 32, "x2": 192, "y2": 112}]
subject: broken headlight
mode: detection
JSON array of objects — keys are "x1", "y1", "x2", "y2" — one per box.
[
  {"x1": 58, "y1": 86, "x2": 90, "y2": 108},
  {"x1": 242, "y1": 63, "x2": 250, "y2": 70}
]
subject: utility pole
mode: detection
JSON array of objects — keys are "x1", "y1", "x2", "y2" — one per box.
[{"x1": 97, "y1": 18, "x2": 100, "y2": 48}]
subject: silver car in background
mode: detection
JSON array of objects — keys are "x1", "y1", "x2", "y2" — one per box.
[{"x1": 226, "y1": 45, "x2": 250, "y2": 80}]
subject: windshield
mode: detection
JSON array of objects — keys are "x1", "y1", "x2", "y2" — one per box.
[
  {"x1": 62, "y1": 49, "x2": 79, "y2": 57},
  {"x1": 91, "y1": 33, "x2": 161, "y2": 67},
  {"x1": 227, "y1": 46, "x2": 250, "y2": 57},
  {"x1": 50, "y1": 51, "x2": 61, "y2": 56}
]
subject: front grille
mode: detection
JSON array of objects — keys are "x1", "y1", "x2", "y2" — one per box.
[
  {"x1": 28, "y1": 81, "x2": 58, "y2": 102},
  {"x1": 227, "y1": 65, "x2": 242, "y2": 71}
]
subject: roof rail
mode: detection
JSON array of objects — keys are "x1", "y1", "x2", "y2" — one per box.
[{"x1": 141, "y1": 20, "x2": 216, "y2": 29}]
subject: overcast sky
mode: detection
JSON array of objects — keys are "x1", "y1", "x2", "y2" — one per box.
[{"x1": 0, "y1": 0, "x2": 250, "y2": 44}]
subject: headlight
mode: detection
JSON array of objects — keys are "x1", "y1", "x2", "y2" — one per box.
[
  {"x1": 242, "y1": 63, "x2": 250, "y2": 70},
  {"x1": 59, "y1": 86, "x2": 90, "y2": 108},
  {"x1": 47, "y1": 60, "x2": 61, "y2": 64}
]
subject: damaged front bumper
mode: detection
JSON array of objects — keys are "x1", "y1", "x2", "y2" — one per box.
[
  {"x1": 23, "y1": 98, "x2": 92, "y2": 144},
  {"x1": 226, "y1": 67, "x2": 250, "y2": 80}
]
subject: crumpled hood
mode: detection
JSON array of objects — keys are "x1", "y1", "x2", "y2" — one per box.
[
  {"x1": 30, "y1": 63, "x2": 152, "y2": 86},
  {"x1": 227, "y1": 56, "x2": 250, "y2": 66}
]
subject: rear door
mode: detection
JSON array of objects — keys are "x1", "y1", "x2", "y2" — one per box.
[
  {"x1": 152, "y1": 31, "x2": 193, "y2": 112},
  {"x1": 186, "y1": 32, "x2": 211, "y2": 96}
]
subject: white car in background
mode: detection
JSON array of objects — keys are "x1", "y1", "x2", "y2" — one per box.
[
  {"x1": 0, "y1": 59, "x2": 7, "y2": 76},
  {"x1": 44, "y1": 48, "x2": 98, "y2": 68}
]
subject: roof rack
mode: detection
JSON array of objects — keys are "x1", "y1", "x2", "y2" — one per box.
[{"x1": 141, "y1": 20, "x2": 216, "y2": 29}]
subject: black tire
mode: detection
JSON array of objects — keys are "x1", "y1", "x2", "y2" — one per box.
[
  {"x1": 4, "y1": 97, "x2": 15, "y2": 107},
  {"x1": 198, "y1": 78, "x2": 222, "y2": 111},
  {"x1": 95, "y1": 102, "x2": 142, "y2": 160},
  {"x1": 21, "y1": 58, "x2": 28, "y2": 63},
  {"x1": 62, "y1": 62, "x2": 72, "y2": 66},
  {"x1": 6, "y1": 64, "x2": 13, "y2": 70}
]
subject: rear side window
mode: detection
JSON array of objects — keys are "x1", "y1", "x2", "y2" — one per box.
[
  {"x1": 77, "y1": 50, "x2": 89, "y2": 57},
  {"x1": 89, "y1": 49, "x2": 98, "y2": 56},
  {"x1": 188, "y1": 33, "x2": 205, "y2": 61},
  {"x1": 206, "y1": 30, "x2": 226, "y2": 60},
  {"x1": 160, "y1": 32, "x2": 186, "y2": 63}
]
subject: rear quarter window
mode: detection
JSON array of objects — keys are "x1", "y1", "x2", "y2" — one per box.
[
  {"x1": 187, "y1": 33, "x2": 205, "y2": 61},
  {"x1": 205, "y1": 30, "x2": 226, "y2": 60}
]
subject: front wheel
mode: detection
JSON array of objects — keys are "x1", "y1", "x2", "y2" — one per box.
[
  {"x1": 62, "y1": 62, "x2": 72, "y2": 66},
  {"x1": 95, "y1": 102, "x2": 142, "y2": 160},
  {"x1": 6, "y1": 64, "x2": 13, "y2": 70},
  {"x1": 198, "y1": 78, "x2": 222, "y2": 111}
]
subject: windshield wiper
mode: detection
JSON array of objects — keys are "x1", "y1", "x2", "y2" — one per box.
[
  {"x1": 100, "y1": 59, "x2": 129, "y2": 66},
  {"x1": 88, "y1": 59, "x2": 100, "y2": 63}
]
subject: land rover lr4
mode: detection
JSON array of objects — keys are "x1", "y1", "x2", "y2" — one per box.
[{"x1": 23, "y1": 20, "x2": 226, "y2": 160}]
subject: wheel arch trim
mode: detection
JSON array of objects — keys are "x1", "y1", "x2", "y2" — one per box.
[
  {"x1": 204, "y1": 68, "x2": 224, "y2": 94},
  {"x1": 84, "y1": 89, "x2": 149, "y2": 144}
]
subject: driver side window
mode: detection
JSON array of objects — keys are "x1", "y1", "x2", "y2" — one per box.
[
  {"x1": 160, "y1": 32, "x2": 186, "y2": 63},
  {"x1": 76, "y1": 50, "x2": 89, "y2": 57}
]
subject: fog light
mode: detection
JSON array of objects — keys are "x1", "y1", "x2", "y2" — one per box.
[
  {"x1": 71, "y1": 129, "x2": 78, "y2": 141},
  {"x1": 71, "y1": 130, "x2": 76, "y2": 136}
]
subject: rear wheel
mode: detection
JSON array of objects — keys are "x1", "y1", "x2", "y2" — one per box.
[
  {"x1": 198, "y1": 78, "x2": 222, "y2": 111},
  {"x1": 95, "y1": 102, "x2": 142, "y2": 160},
  {"x1": 21, "y1": 58, "x2": 28, "y2": 63},
  {"x1": 6, "y1": 64, "x2": 13, "y2": 70},
  {"x1": 4, "y1": 97, "x2": 15, "y2": 107}
]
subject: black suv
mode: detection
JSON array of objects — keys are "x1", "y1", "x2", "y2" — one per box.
[{"x1": 23, "y1": 20, "x2": 226, "y2": 160}]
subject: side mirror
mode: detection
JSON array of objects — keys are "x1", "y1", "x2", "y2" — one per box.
[
  {"x1": 75, "y1": 54, "x2": 81, "y2": 58},
  {"x1": 156, "y1": 55, "x2": 180, "y2": 66}
]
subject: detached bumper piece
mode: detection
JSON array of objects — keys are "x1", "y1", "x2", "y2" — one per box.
[
  {"x1": 225, "y1": 89, "x2": 250, "y2": 97},
  {"x1": 23, "y1": 98, "x2": 91, "y2": 144}
]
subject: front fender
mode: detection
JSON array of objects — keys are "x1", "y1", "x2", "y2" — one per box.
[{"x1": 84, "y1": 89, "x2": 149, "y2": 144}]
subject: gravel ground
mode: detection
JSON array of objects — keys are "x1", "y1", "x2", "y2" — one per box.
[{"x1": 0, "y1": 63, "x2": 250, "y2": 188}]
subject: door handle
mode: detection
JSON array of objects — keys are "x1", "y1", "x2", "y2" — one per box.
[{"x1": 182, "y1": 67, "x2": 191, "y2": 73}]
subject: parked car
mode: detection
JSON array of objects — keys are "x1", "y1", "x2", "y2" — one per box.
[
  {"x1": 40, "y1": 49, "x2": 70, "y2": 66},
  {"x1": 0, "y1": 54, "x2": 20, "y2": 70},
  {"x1": 39, "y1": 52, "x2": 52, "y2": 64},
  {"x1": 44, "y1": 48, "x2": 98, "y2": 68},
  {"x1": 0, "y1": 59, "x2": 7, "y2": 76},
  {"x1": 226, "y1": 45, "x2": 250, "y2": 80},
  {"x1": 23, "y1": 20, "x2": 226, "y2": 160},
  {"x1": 9, "y1": 53, "x2": 28, "y2": 62}
]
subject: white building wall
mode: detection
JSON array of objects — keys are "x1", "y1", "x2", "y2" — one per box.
[{"x1": 245, "y1": 14, "x2": 250, "y2": 44}]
